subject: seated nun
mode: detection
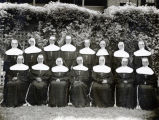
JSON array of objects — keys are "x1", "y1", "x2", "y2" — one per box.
[
  {"x1": 90, "y1": 56, "x2": 114, "y2": 107},
  {"x1": 133, "y1": 40, "x2": 152, "y2": 69},
  {"x1": 48, "y1": 58, "x2": 69, "y2": 107},
  {"x1": 24, "y1": 38, "x2": 42, "y2": 68},
  {"x1": 113, "y1": 42, "x2": 129, "y2": 72},
  {"x1": 115, "y1": 58, "x2": 136, "y2": 109},
  {"x1": 2, "y1": 39, "x2": 23, "y2": 106},
  {"x1": 60, "y1": 35, "x2": 77, "y2": 69},
  {"x1": 44, "y1": 36, "x2": 60, "y2": 67},
  {"x1": 70, "y1": 56, "x2": 90, "y2": 107},
  {"x1": 5, "y1": 55, "x2": 29, "y2": 107},
  {"x1": 136, "y1": 58, "x2": 158, "y2": 110},
  {"x1": 25, "y1": 54, "x2": 51, "y2": 106},
  {"x1": 79, "y1": 39, "x2": 95, "y2": 70},
  {"x1": 96, "y1": 40, "x2": 111, "y2": 67}
]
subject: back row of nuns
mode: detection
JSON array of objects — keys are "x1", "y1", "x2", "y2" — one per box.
[{"x1": 1, "y1": 35, "x2": 158, "y2": 110}]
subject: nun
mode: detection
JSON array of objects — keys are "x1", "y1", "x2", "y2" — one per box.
[
  {"x1": 48, "y1": 58, "x2": 69, "y2": 107},
  {"x1": 1, "y1": 39, "x2": 23, "y2": 106},
  {"x1": 133, "y1": 40, "x2": 152, "y2": 69},
  {"x1": 113, "y1": 42, "x2": 129, "y2": 72},
  {"x1": 24, "y1": 38, "x2": 42, "y2": 68},
  {"x1": 70, "y1": 56, "x2": 90, "y2": 107},
  {"x1": 136, "y1": 58, "x2": 158, "y2": 110},
  {"x1": 96, "y1": 40, "x2": 111, "y2": 67},
  {"x1": 25, "y1": 54, "x2": 51, "y2": 106},
  {"x1": 5, "y1": 55, "x2": 29, "y2": 107},
  {"x1": 115, "y1": 58, "x2": 136, "y2": 109},
  {"x1": 44, "y1": 36, "x2": 60, "y2": 67},
  {"x1": 90, "y1": 56, "x2": 114, "y2": 107},
  {"x1": 60, "y1": 35, "x2": 77, "y2": 69}
]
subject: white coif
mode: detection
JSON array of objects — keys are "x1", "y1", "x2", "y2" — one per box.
[
  {"x1": 136, "y1": 66, "x2": 154, "y2": 75},
  {"x1": 134, "y1": 49, "x2": 151, "y2": 57},
  {"x1": 52, "y1": 65, "x2": 69, "y2": 72},
  {"x1": 10, "y1": 64, "x2": 29, "y2": 71},
  {"x1": 5, "y1": 48, "x2": 23, "y2": 55},
  {"x1": 116, "y1": 66, "x2": 133, "y2": 73},
  {"x1": 44, "y1": 44, "x2": 60, "y2": 51},
  {"x1": 93, "y1": 65, "x2": 111, "y2": 73},
  {"x1": 73, "y1": 65, "x2": 88, "y2": 71},
  {"x1": 32, "y1": 63, "x2": 49, "y2": 71},
  {"x1": 25, "y1": 46, "x2": 41, "y2": 54},
  {"x1": 114, "y1": 50, "x2": 129, "y2": 58},
  {"x1": 80, "y1": 48, "x2": 95, "y2": 55},
  {"x1": 61, "y1": 44, "x2": 76, "y2": 52},
  {"x1": 96, "y1": 49, "x2": 109, "y2": 56}
]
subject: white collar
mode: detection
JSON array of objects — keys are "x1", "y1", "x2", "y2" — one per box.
[
  {"x1": 52, "y1": 65, "x2": 69, "y2": 72},
  {"x1": 32, "y1": 63, "x2": 49, "y2": 71},
  {"x1": 116, "y1": 66, "x2": 133, "y2": 73},
  {"x1": 93, "y1": 65, "x2": 111, "y2": 73},
  {"x1": 10, "y1": 64, "x2": 29, "y2": 71},
  {"x1": 5, "y1": 48, "x2": 23, "y2": 56},
  {"x1": 96, "y1": 48, "x2": 109, "y2": 56},
  {"x1": 25, "y1": 46, "x2": 41, "y2": 54},
  {"x1": 60, "y1": 44, "x2": 76, "y2": 52},
  {"x1": 73, "y1": 64, "x2": 88, "y2": 71},
  {"x1": 79, "y1": 47, "x2": 95, "y2": 55},
  {"x1": 136, "y1": 66, "x2": 154, "y2": 75},
  {"x1": 114, "y1": 49, "x2": 129, "y2": 58},
  {"x1": 44, "y1": 44, "x2": 60, "y2": 51},
  {"x1": 134, "y1": 48, "x2": 151, "y2": 57}
]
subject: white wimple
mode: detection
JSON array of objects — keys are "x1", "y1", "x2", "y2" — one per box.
[
  {"x1": 44, "y1": 44, "x2": 60, "y2": 51},
  {"x1": 93, "y1": 65, "x2": 111, "y2": 73},
  {"x1": 134, "y1": 49, "x2": 151, "y2": 57},
  {"x1": 79, "y1": 47, "x2": 95, "y2": 55},
  {"x1": 5, "y1": 48, "x2": 23, "y2": 56},
  {"x1": 114, "y1": 50, "x2": 129, "y2": 58},
  {"x1": 136, "y1": 66, "x2": 154, "y2": 75},
  {"x1": 61, "y1": 44, "x2": 76, "y2": 52},
  {"x1": 52, "y1": 65, "x2": 69, "y2": 72},
  {"x1": 73, "y1": 64, "x2": 88, "y2": 71},
  {"x1": 10, "y1": 64, "x2": 29, "y2": 71},
  {"x1": 25, "y1": 46, "x2": 41, "y2": 54},
  {"x1": 96, "y1": 48, "x2": 109, "y2": 56},
  {"x1": 116, "y1": 66, "x2": 133, "y2": 73},
  {"x1": 32, "y1": 63, "x2": 49, "y2": 71}
]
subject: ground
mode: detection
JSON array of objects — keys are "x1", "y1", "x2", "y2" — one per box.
[{"x1": 0, "y1": 106, "x2": 157, "y2": 120}]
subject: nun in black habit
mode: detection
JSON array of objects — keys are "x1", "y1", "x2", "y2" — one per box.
[
  {"x1": 25, "y1": 54, "x2": 51, "y2": 106},
  {"x1": 70, "y1": 56, "x2": 90, "y2": 107},
  {"x1": 48, "y1": 58, "x2": 69, "y2": 107},
  {"x1": 90, "y1": 56, "x2": 114, "y2": 107}
]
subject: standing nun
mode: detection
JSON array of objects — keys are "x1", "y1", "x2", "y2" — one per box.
[
  {"x1": 136, "y1": 58, "x2": 158, "y2": 110},
  {"x1": 25, "y1": 54, "x2": 50, "y2": 106},
  {"x1": 1, "y1": 39, "x2": 23, "y2": 106},
  {"x1": 60, "y1": 35, "x2": 77, "y2": 69},
  {"x1": 90, "y1": 56, "x2": 114, "y2": 107},
  {"x1": 24, "y1": 38, "x2": 42, "y2": 68},
  {"x1": 49, "y1": 58, "x2": 69, "y2": 107},
  {"x1": 115, "y1": 58, "x2": 136, "y2": 109},
  {"x1": 44, "y1": 36, "x2": 60, "y2": 67},
  {"x1": 96, "y1": 40, "x2": 111, "y2": 67},
  {"x1": 5, "y1": 55, "x2": 29, "y2": 107},
  {"x1": 70, "y1": 56, "x2": 90, "y2": 107}
]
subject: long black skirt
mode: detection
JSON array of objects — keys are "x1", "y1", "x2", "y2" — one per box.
[
  {"x1": 90, "y1": 82, "x2": 114, "y2": 107},
  {"x1": 70, "y1": 81, "x2": 90, "y2": 107},
  {"x1": 6, "y1": 80, "x2": 29, "y2": 107},
  {"x1": 138, "y1": 85, "x2": 158, "y2": 110},
  {"x1": 27, "y1": 81, "x2": 48, "y2": 105},
  {"x1": 116, "y1": 83, "x2": 137, "y2": 109},
  {"x1": 48, "y1": 81, "x2": 69, "y2": 107}
]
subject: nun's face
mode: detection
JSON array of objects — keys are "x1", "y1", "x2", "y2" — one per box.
[
  {"x1": 11, "y1": 42, "x2": 18, "y2": 48},
  {"x1": 99, "y1": 57, "x2": 105, "y2": 65},
  {"x1": 29, "y1": 40, "x2": 35, "y2": 46},
  {"x1": 66, "y1": 38, "x2": 71, "y2": 44},
  {"x1": 100, "y1": 41, "x2": 106, "y2": 48},
  {"x1": 138, "y1": 41, "x2": 145, "y2": 49},
  {"x1": 118, "y1": 42, "x2": 124, "y2": 50},
  {"x1": 56, "y1": 59, "x2": 63, "y2": 66},
  {"x1": 121, "y1": 59, "x2": 128, "y2": 66},
  {"x1": 17, "y1": 57, "x2": 23, "y2": 64},
  {"x1": 49, "y1": 38, "x2": 55, "y2": 44},
  {"x1": 142, "y1": 59, "x2": 149, "y2": 66},
  {"x1": 84, "y1": 41, "x2": 90, "y2": 47},
  {"x1": 37, "y1": 56, "x2": 43, "y2": 63},
  {"x1": 77, "y1": 57, "x2": 83, "y2": 65}
]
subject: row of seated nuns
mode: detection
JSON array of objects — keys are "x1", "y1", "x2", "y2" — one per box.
[{"x1": 1, "y1": 35, "x2": 158, "y2": 110}]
